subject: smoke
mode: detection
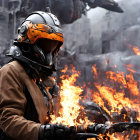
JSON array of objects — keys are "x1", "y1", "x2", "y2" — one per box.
[{"x1": 81, "y1": 0, "x2": 140, "y2": 76}]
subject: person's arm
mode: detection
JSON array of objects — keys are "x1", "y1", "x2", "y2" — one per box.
[{"x1": 0, "y1": 64, "x2": 41, "y2": 140}]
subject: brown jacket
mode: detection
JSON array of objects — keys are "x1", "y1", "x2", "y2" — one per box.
[{"x1": 0, "y1": 61, "x2": 48, "y2": 140}]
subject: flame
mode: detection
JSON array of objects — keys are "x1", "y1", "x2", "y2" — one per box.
[
  {"x1": 106, "y1": 133, "x2": 127, "y2": 140},
  {"x1": 92, "y1": 64, "x2": 98, "y2": 77},
  {"x1": 91, "y1": 66, "x2": 140, "y2": 119},
  {"x1": 51, "y1": 66, "x2": 93, "y2": 126},
  {"x1": 127, "y1": 43, "x2": 140, "y2": 55},
  {"x1": 61, "y1": 65, "x2": 68, "y2": 73},
  {"x1": 50, "y1": 64, "x2": 140, "y2": 139}
]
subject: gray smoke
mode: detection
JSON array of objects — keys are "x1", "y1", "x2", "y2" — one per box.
[{"x1": 59, "y1": 0, "x2": 140, "y2": 82}]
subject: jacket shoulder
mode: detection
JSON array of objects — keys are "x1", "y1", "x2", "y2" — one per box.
[
  {"x1": 0, "y1": 61, "x2": 24, "y2": 75},
  {"x1": 0, "y1": 61, "x2": 24, "y2": 88}
]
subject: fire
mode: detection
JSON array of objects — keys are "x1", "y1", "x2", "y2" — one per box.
[
  {"x1": 50, "y1": 64, "x2": 140, "y2": 139},
  {"x1": 91, "y1": 65, "x2": 140, "y2": 119},
  {"x1": 106, "y1": 133, "x2": 127, "y2": 140},
  {"x1": 127, "y1": 43, "x2": 140, "y2": 55},
  {"x1": 92, "y1": 64, "x2": 98, "y2": 77},
  {"x1": 51, "y1": 66, "x2": 92, "y2": 126},
  {"x1": 132, "y1": 46, "x2": 140, "y2": 55}
]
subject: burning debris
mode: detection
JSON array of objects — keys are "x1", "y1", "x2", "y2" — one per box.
[{"x1": 50, "y1": 64, "x2": 140, "y2": 139}]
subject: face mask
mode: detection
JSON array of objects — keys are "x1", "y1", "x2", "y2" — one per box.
[{"x1": 32, "y1": 43, "x2": 57, "y2": 67}]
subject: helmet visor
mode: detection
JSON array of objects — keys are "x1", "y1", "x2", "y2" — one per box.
[{"x1": 36, "y1": 38, "x2": 59, "y2": 54}]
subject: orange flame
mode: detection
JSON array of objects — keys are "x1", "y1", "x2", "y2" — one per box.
[
  {"x1": 91, "y1": 66, "x2": 140, "y2": 118},
  {"x1": 51, "y1": 66, "x2": 93, "y2": 126},
  {"x1": 127, "y1": 43, "x2": 140, "y2": 55},
  {"x1": 50, "y1": 64, "x2": 140, "y2": 139},
  {"x1": 132, "y1": 47, "x2": 140, "y2": 55}
]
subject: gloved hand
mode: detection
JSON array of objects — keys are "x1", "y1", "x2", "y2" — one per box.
[{"x1": 39, "y1": 124, "x2": 76, "y2": 140}]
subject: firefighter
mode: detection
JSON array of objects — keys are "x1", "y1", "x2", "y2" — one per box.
[
  {"x1": 0, "y1": 11, "x2": 70, "y2": 140},
  {"x1": 0, "y1": 11, "x2": 107, "y2": 140}
]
